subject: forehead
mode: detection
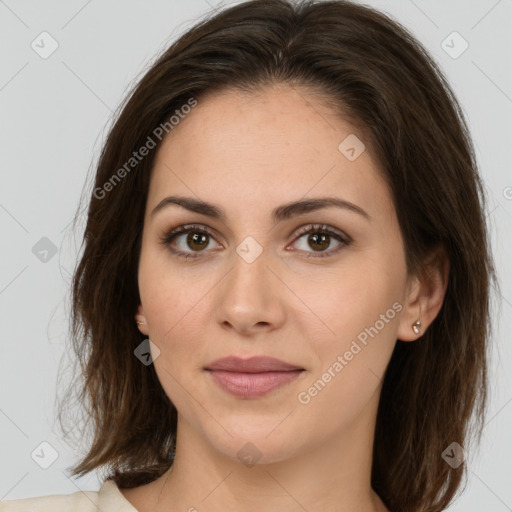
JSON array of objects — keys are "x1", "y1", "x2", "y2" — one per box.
[{"x1": 147, "y1": 84, "x2": 394, "y2": 223}]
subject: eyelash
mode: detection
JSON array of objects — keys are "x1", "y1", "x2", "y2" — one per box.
[{"x1": 159, "y1": 223, "x2": 352, "y2": 261}]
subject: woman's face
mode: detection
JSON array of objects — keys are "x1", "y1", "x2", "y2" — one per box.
[{"x1": 136, "y1": 84, "x2": 417, "y2": 464}]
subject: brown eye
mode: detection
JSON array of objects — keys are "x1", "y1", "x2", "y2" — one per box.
[
  {"x1": 185, "y1": 232, "x2": 210, "y2": 251},
  {"x1": 307, "y1": 232, "x2": 331, "y2": 252},
  {"x1": 160, "y1": 223, "x2": 351, "y2": 261},
  {"x1": 291, "y1": 224, "x2": 351, "y2": 258},
  {"x1": 160, "y1": 224, "x2": 220, "y2": 260}
]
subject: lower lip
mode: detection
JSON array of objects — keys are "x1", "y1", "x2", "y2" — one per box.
[{"x1": 206, "y1": 370, "x2": 304, "y2": 399}]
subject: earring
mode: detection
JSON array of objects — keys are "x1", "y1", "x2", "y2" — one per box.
[{"x1": 412, "y1": 320, "x2": 421, "y2": 335}]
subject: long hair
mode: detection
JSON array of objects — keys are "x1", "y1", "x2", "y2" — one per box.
[{"x1": 58, "y1": 1, "x2": 497, "y2": 510}]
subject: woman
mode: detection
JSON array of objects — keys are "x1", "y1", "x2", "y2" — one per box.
[{"x1": 1, "y1": 0, "x2": 496, "y2": 511}]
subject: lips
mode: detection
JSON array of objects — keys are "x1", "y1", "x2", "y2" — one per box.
[
  {"x1": 205, "y1": 356, "x2": 303, "y2": 373},
  {"x1": 204, "y1": 356, "x2": 305, "y2": 399}
]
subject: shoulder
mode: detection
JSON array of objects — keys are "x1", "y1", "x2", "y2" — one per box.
[
  {"x1": 0, "y1": 488, "x2": 99, "y2": 512},
  {"x1": 0, "y1": 479, "x2": 138, "y2": 512}
]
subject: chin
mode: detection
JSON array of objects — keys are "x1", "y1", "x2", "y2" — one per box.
[{"x1": 197, "y1": 417, "x2": 305, "y2": 467}]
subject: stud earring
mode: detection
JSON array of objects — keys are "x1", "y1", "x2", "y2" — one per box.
[{"x1": 412, "y1": 320, "x2": 421, "y2": 335}]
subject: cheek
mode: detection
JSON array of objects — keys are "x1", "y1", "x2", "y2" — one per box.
[
  {"x1": 295, "y1": 292, "x2": 400, "y2": 428},
  {"x1": 137, "y1": 250, "x2": 214, "y2": 366},
  {"x1": 294, "y1": 252, "x2": 403, "y2": 336},
  {"x1": 137, "y1": 262, "x2": 210, "y2": 411},
  {"x1": 141, "y1": 283, "x2": 204, "y2": 354},
  {"x1": 293, "y1": 257, "x2": 403, "y2": 391}
]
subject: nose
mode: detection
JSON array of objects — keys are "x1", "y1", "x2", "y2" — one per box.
[{"x1": 214, "y1": 245, "x2": 286, "y2": 337}]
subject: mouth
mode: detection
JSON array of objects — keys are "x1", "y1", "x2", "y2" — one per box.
[{"x1": 204, "y1": 356, "x2": 305, "y2": 399}]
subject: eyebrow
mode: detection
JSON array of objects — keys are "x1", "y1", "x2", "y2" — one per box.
[{"x1": 151, "y1": 195, "x2": 371, "y2": 223}]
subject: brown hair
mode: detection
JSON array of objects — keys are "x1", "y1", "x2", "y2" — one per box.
[{"x1": 58, "y1": 1, "x2": 497, "y2": 510}]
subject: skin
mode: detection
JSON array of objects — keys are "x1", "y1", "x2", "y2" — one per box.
[{"x1": 123, "y1": 83, "x2": 449, "y2": 512}]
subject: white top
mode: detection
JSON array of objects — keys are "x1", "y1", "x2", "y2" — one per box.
[{"x1": 0, "y1": 480, "x2": 138, "y2": 512}]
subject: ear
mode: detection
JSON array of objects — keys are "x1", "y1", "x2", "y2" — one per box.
[
  {"x1": 134, "y1": 303, "x2": 149, "y2": 336},
  {"x1": 397, "y1": 245, "x2": 450, "y2": 342}
]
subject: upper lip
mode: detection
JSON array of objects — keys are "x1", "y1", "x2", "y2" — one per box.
[{"x1": 204, "y1": 356, "x2": 304, "y2": 373}]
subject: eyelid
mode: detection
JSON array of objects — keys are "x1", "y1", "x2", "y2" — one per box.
[
  {"x1": 159, "y1": 223, "x2": 222, "y2": 255},
  {"x1": 291, "y1": 223, "x2": 352, "y2": 244},
  {"x1": 160, "y1": 223, "x2": 221, "y2": 244},
  {"x1": 160, "y1": 222, "x2": 351, "y2": 259}
]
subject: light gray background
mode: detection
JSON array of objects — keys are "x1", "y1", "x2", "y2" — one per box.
[{"x1": 1, "y1": 0, "x2": 511, "y2": 509}]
